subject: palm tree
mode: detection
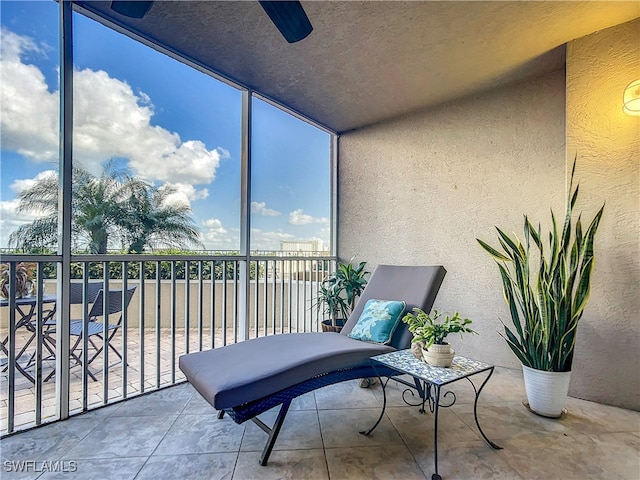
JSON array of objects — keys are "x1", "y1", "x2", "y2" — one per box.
[
  {"x1": 120, "y1": 183, "x2": 202, "y2": 253},
  {"x1": 8, "y1": 162, "x2": 201, "y2": 254},
  {"x1": 69, "y1": 163, "x2": 133, "y2": 253},
  {"x1": 9, "y1": 162, "x2": 131, "y2": 253}
]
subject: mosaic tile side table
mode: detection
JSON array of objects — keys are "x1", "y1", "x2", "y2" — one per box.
[{"x1": 362, "y1": 349, "x2": 502, "y2": 480}]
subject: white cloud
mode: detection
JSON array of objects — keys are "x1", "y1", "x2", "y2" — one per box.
[
  {"x1": 0, "y1": 199, "x2": 42, "y2": 247},
  {"x1": 251, "y1": 201, "x2": 281, "y2": 217},
  {"x1": 203, "y1": 218, "x2": 227, "y2": 232},
  {"x1": 0, "y1": 29, "x2": 58, "y2": 161},
  {"x1": 10, "y1": 170, "x2": 56, "y2": 193},
  {"x1": 250, "y1": 228, "x2": 295, "y2": 251},
  {"x1": 0, "y1": 28, "x2": 226, "y2": 186},
  {"x1": 163, "y1": 182, "x2": 208, "y2": 208},
  {"x1": 2, "y1": 171, "x2": 55, "y2": 247},
  {"x1": 201, "y1": 218, "x2": 239, "y2": 250},
  {"x1": 200, "y1": 218, "x2": 299, "y2": 251},
  {"x1": 72, "y1": 69, "x2": 223, "y2": 185},
  {"x1": 288, "y1": 209, "x2": 329, "y2": 226},
  {"x1": 316, "y1": 225, "x2": 331, "y2": 239},
  {"x1": 218, "y1": 147, "x2": 231, "y2": 159}
]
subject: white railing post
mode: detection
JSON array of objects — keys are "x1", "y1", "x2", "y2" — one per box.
[
  {"x1": 238, "y1": 89, "x2": 252, "y2": 342},
  {"x1": 55, "y1": 0, "x2": 73, "y2": 421}
]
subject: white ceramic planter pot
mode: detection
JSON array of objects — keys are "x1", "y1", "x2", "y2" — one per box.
[
  {"x1": 422, "y1": 344, "x2": 454, "y2": 367},
  {"x1": 522, "y1": 365, "x2": 571, "y2": 418}
]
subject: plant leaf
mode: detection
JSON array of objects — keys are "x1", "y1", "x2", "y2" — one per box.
[{"x1": 477, "y1": 239, "x2": 510, "y2": 261}]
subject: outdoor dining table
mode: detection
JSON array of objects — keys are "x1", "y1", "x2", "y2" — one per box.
[{"x1": 0, "y1": 294, "x2": 57, "y2": 383}]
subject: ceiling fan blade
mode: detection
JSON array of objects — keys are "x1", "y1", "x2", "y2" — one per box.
[
  {"x1": 110, "y1": 1, "x2": 153, "y2": 19},
  {"x1": 108, "y1": 1, "x2": 312, "y2": 43},
  {"x1": 258, "y1": 1, "x2": 313, "y2": 43}
]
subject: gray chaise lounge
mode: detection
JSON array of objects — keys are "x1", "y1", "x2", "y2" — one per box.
[{"x1": 179, "y1": 264, "x2": 446, "y2": 465}]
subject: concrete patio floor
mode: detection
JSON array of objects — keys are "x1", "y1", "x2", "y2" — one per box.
[{"x1": 1, "y1": 366, "x2": 639, "y2": 479}]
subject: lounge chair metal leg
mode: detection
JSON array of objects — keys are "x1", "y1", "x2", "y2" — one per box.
[{"x1": 250, "y1": 400, "x2": 292, "y2": 466}]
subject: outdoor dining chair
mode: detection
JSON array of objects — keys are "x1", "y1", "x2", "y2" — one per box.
[
  {"x1": 41, "y1": 282, "x2": 124, "y2": 382},
  {"x1": 68, "y1": 286, "x2": 136, "y2": 381},
  {"x1": 39, "y1": 282, "x2": 104, "y2": 364}
]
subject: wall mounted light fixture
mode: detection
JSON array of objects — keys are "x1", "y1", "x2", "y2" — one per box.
[{"x1": 623, "y1": 79, "x2": 640, "y2": 116}]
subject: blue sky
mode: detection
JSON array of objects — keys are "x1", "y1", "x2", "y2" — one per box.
[{"x1": 0, "y1": 0, "x2": 331, "y2": 251}]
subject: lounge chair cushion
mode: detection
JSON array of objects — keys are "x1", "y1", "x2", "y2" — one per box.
[
  {"x1": 347, "y1": 299, "x2": 405, "y2": 344},
  {"x1": 179, "y1": 332, "x2": 395, "y2": 410}
]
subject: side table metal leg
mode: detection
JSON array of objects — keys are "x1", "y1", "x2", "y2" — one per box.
[
  {"x1": 432, "y1": 385, "x2": 442, "y2": 480},
  {"x1": 420, "y1": 380, "x2": 428, "y2": 413},
  {"x1": 360, "y1": 375, "x2": 389, "y2": 436},
  {"x1": 473, "y1": 367, "x2": 502, "y2": 450}
]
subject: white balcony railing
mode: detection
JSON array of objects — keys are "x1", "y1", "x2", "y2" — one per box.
[{"x1": 0, "y1": 253, "x2": 334, "y2": 435}]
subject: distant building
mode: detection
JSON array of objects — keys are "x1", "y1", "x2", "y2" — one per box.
[
  {"x1": 279, "y1": 239, "x2": 325, "y2": 253},
  {"x1": 271, "y1": 239, "x2": 330, "y2": 280}
]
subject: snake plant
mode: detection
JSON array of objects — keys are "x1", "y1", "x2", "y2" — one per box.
[{"x1": 477, "y1": 159, "x2": 604, "y2": 372}]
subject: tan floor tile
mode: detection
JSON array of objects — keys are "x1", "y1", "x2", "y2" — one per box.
[
  {"x1": 453, "y1": 401, "x2": 567, "y2": 444},
  {"x1": 233, "y1": 449, "x2": 328, "y2": 480},
  {"x1": 318, "y1": 408, "x2": 404, "y2": 448},
  {"x1": 315, "y1": 380, "x2": 379, "y2": 410},
  {"x1": 560, "y1": 396, "x2": 640, "y2": 435},
  {"x1": 386, "y1": 404, "x2": 481, "y2": 448},
  {"x1": 241, "y1": 409, "x2": 323, "y2": 452},
  {"x1": 413, "y1": 439, "x2": 521, "y2": 480},
  {"x1": 39, "y1": 457, "x2": 147, "y2": 480},
  {"x1": 499, "y1": 431, "x2": 629, "y2": 479},
  {"x1": 137, "y1": 453, "x2": 236, "y2": 480},
  {"x1": 326, "y1": 444, "x2": 426, "y2": 480},
  {"x1": 587, "y1": 432, "x2": 640, "y2": 478}
]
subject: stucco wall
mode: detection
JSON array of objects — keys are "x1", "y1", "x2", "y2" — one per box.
[
  {"x1": 566, "y1": 19, "x2": 640, "y2": 410},
  {"x1": 339, "y1": 18, "x2": 640, "y2": 411},
  {"x1": 338, "y1": 69, "x2": 567, "y2": 373}
]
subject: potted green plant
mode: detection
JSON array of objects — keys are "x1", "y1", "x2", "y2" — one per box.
[
  {"x1": 0, "y1": 262, "x2": 36, "y2": 299},
  {"x1": 315, "y1": 260, "x2": 368, "y2": 332},
  {"x1": 477, "y1": 159, "x2": 604, "y2": 417},
  {"x1": 402, "y1": 308, "x2": 476, "y2": 367}
]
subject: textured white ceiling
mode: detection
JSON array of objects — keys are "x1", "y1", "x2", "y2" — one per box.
[{"x1": 77, "y1": 1, "x2": 639, "y2": 133}]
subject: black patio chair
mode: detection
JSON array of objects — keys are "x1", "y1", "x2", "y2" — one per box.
[
  {"x1": 68, "y1": 286, "x2": 136, "y2": 381},
  {"x1": 38, "y1": 282, "x2": 105, "y2": 381},
  {"x1": 40, "y1": 282, "x2": 104, "y2": 356}
]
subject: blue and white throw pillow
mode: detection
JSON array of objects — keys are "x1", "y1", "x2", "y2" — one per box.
[{"x1": 348, "y1": 299, "x2": 406, "y2": 344}]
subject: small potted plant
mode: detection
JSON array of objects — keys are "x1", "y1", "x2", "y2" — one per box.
[
  {"x1": 315, "y1": 260, "x2": 368, "y2": 332},
  {"x1": 0, "y1": 262, "x2": 36, "y2": 299},
  {"x1": 402, "y1": 308, "x2": 476, "y2": 367}
]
